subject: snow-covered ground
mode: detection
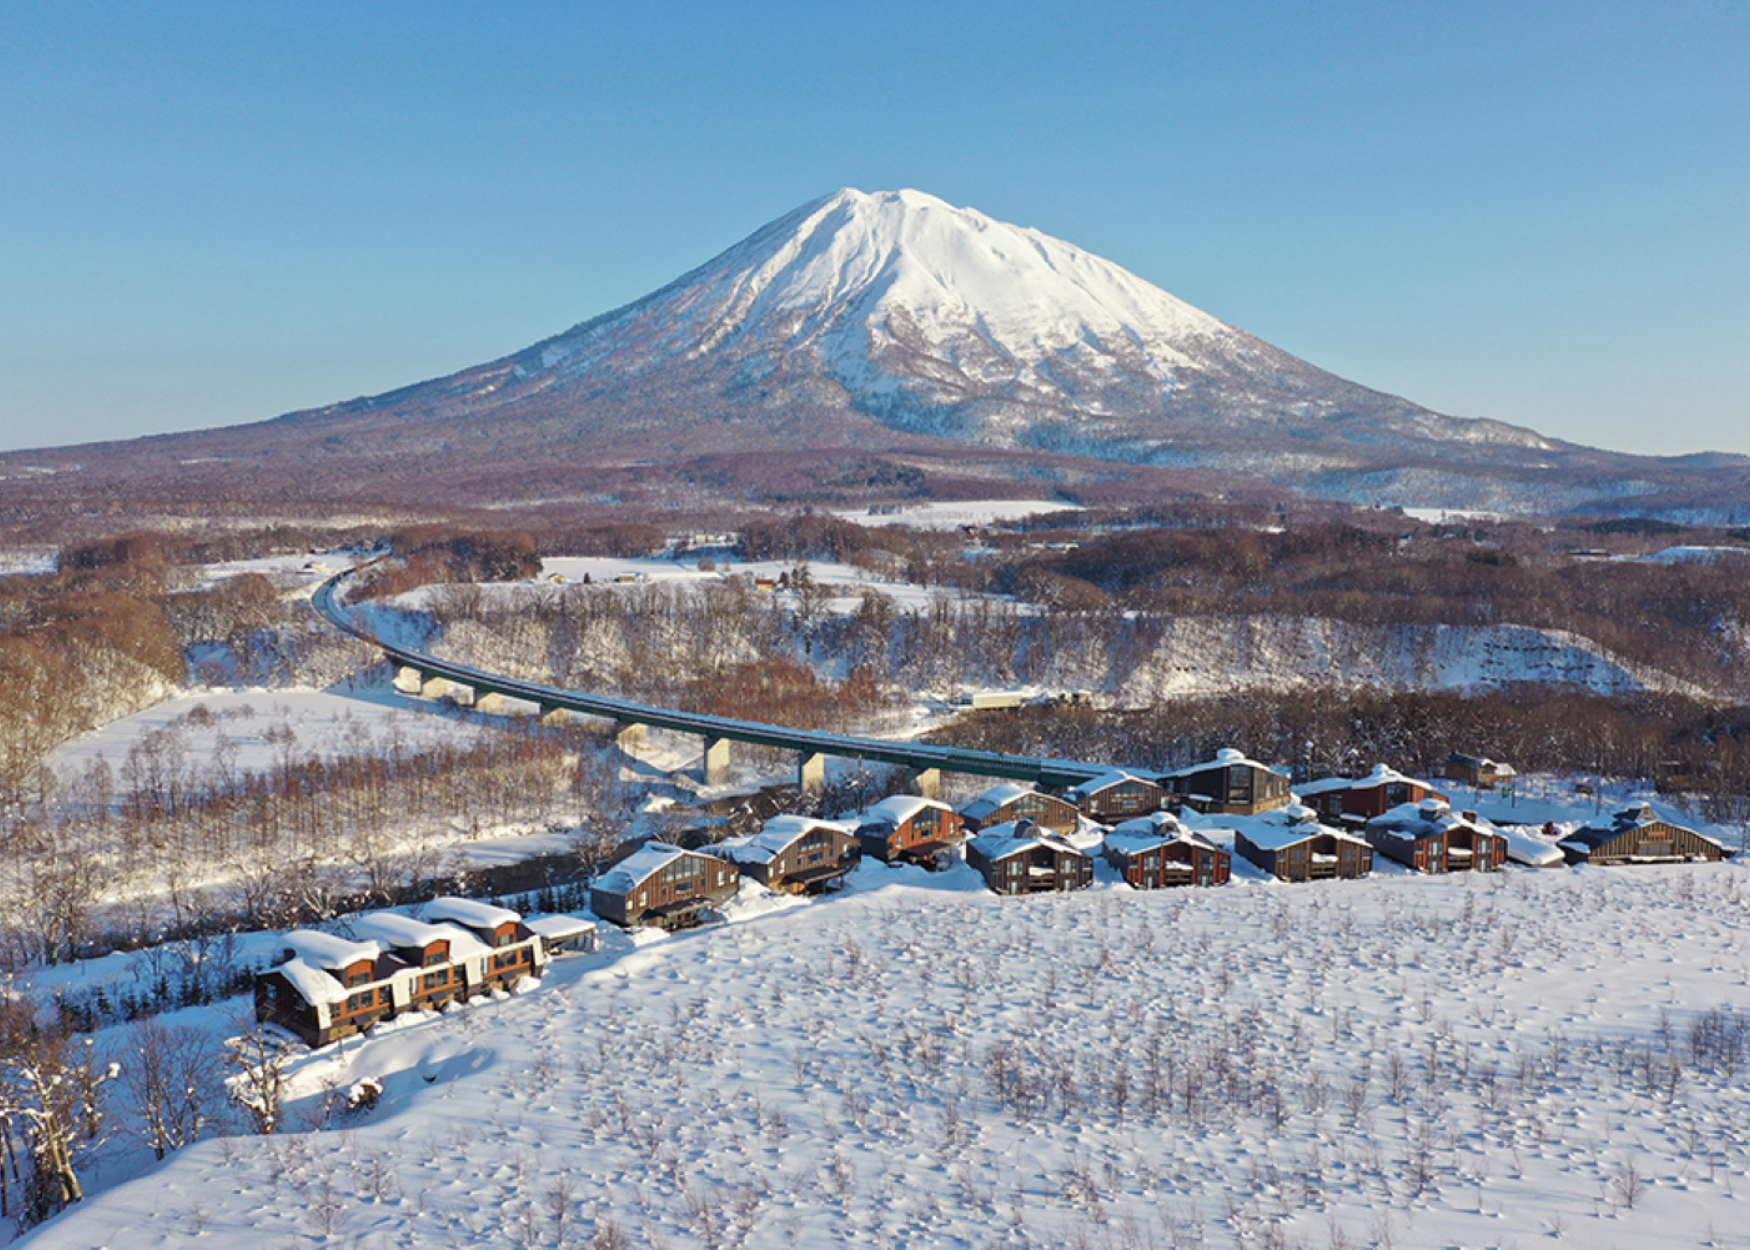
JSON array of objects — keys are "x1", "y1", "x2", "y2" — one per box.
[
  {"x1": 22, "y1": 857, "x2": 1750, "y2": 1249},
  {"x1": 831, "y1": 500, "x2": 1081, "y2": 530},
  {"x1": 45, "y1": 687, "x2": 483, "y2": 783}
]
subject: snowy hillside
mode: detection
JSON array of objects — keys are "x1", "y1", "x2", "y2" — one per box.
[
  {"x1": 24, "y1": 860, "x2": 1750, "y2": 1248},
  {"x1": 1120, "y1": 616, "x2": 1711, "y2": 701}
]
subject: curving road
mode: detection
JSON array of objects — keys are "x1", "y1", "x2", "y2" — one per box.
[{"x1": 314, "y1": 570, "x2": 1111, "y2": 790}]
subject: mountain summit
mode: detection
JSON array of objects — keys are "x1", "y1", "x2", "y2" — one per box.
[{"x1": 330, "y1": 187, "x2": 1551, "y2": 473}]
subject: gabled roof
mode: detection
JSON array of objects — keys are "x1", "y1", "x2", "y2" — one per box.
[
  {"x1": 860, "y1": 794, "x2": 954, "y2": 827},
  {"x1": 1299, "y1": 764, "x2": 1435, "y2": 797},
  {"x1": 1163, "y1": 747, "x2": 1288, "y2": 780},
  {"x1": 277, "y1": 958, "x2": 348, "y2": 1007},
  {"x1": 967, "y1": 830, "x2": 1088, "y2": 862},
  {"x1": 424, "y1": 897, "x2": 522, "y2": 931},
  {"x1": 1447, "y1": 752, "x2": 1516, "y2": 776},
  {"x1": 1104, "y1": 811, "x2": 1223, "y2": 856},
  {"x1": 960, "y1": 781, "x2": 1040, "y2": 821},
  {"x1": 1367, "y1": 798, "x2": 1498, "y2": 843},
  {"x1": 716, "y1": 815, "x2": 853, "y2": 865},
  {"x1": 1560, "y1": 806, "x2": 1724, "y2": 854},
  {"x1": 594, "y1": 842, "x2": 699, "y2": 894},
  {"x1": 1231, "y1": 803, "x2": 1370, "y2": 853},
  {"x1": 1064, "y1": 768, "x2": 1158, "y2": 802},
  {"x1": 350, "y1": 912, "x2": 490, "y2": 960},
  {"x1": 283, "y1": 929, "x2": 381, "y2": 970}
]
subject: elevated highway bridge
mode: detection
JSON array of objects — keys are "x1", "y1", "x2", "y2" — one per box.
[{"x1": 314, "y1": 571, "x2": 1111, "y2": 797}]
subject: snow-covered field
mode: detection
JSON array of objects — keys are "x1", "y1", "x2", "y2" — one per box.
[
  {"x1": 45, "y1": 687, "x2": 481, "y2": 784},
  {"x1": 24, "y1": 858, "x2": 1750, "y2": 1249},
  {"x1": 831, "y1": 500, "x2": 1082, "y2": 530}
]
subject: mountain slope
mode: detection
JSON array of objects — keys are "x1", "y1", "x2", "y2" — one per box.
[{"x1": 304, "y1": 188, "x2": 1556, "y2": 467}]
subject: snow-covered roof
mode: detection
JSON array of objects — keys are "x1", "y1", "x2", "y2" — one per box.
[
  {"x1": 423, "y1": 897, "x2": 522, "y2": 931},
  {"x1": 1104, "y1": 812, "x2": 1221, "y2": 857},
  {"x1": 526, "y1": 914, "x2": 598, "y2": 942},
  {"x1": 860, "y1": 794, "x2": 954, "y2": 827},
  {"x1": 1230, "y1": 804, "x2": 1370, "y2": 853},
  {"x1": 974, "y1": 818, "x2": 1042, "y2": 841},
  {"x1": 960, "y1": 781, "x2": 1037, "y2": 820},
  {"x1": 967, "y1": 831, "x2": 1085, "y2": 861},
  {"x1": 1298, "y1": 765, "x2": 1434, "y2": 798},
  {"x1": 594, "y1": 842, "x2": 695, "y2": 894},
  {"x1": 715, "y1": 816, "x2": 853, "y2": 865},
  {"x1": 277, "y1": 958, "x2": 347, "y2": 1007},
  {"x1": 1108, "y1": 810, "x2": 1187, "y2": 838},
  {"x1": 1366, "y1": 798, "x2": 1497, "y2": 843},
  {"x1": 1064, "y1": 768, "x2": 1157, "y2": 801},
  {"x1": 1563, "y1": 807, "x2": 1723, "y2": 852},
  {"x1": 1163, "y1": 748, "x2": 1287, "y2": 780},
  {"x1": 283, "y1": 929, "x2": 381, "y2": 970},
  {"x1": 1449, "y1": 753, "x2": 1516, "y2": 776},
  {"x1": 350, "y1": 912, "x2": 490, "y2": 960}
]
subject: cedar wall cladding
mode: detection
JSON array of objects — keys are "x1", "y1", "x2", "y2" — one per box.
[
  {"x1": 1170, "y1": 763, "x2": 1291, "y2": 816},
  {"x1": 1107, "y1": 838, "x2": 1231, "y2": 888},
  {"x1": 858, "y1": 799, "x2": 963, "y2": 862},
  {"x1": 970, "y1": 839, "x2": 1093, "y2": 895},
  {"x1": 1562, "y1": 818, "x2": 1730, "y2": 865},
  {"x1": 1072, "y1": 778, "x2": 1164, "y2": 820},
  {"x1": 593, "y1": 848, "x2": 739, "y2": 927},
  {"x1": 743, "y1": 824, "x2": 859, "y2": 892},
  {"x1": 1237, "y1": 830, "x2": 1373, "y2": 882}
]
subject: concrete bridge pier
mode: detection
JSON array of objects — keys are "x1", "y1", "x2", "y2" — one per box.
[
  {"x1": 703, "y1": 736, "x2": 732, "y2": 786},
  {"x1": 395, "y1": 665, "x2": 424, "y2": 694},
  {"x1": 798, "y1": 752, "x2": 828, "y2": 795},
  {"x1": 615, "y1": 721, "x2": 648, "y2": 751},
  {"x1": 420, "y1": 675, "x2": 452, "y2": 701},
  {"x1": 538, "y1": 704, "x2": 570, "y2": 726},
  {"x1": 473, "y1": 691, "x2": 507, "y2": 715},
  {"x1": 909, "y1": 767, "x2": 943, "y2": 800}
]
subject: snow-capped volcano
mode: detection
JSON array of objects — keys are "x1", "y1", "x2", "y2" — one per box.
[
  {"x1": 535, "y1": 187, "x2": 1243, "y2": 413},
  {"x1": 306, "y1": 187, "x2": 1555, "y2": 472},
  {"x1": 57, "y1": 185, "x2": 1723, "y2": 519}
]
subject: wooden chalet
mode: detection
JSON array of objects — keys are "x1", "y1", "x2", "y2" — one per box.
[
  {"x1": 712, "y1": 815, "x2": 861, "y2": 894},
  {"x1": 1102, "y1": 812, "x2": 1231, "y2": 888},
  {"x1": 254, "y1": 904, "x2": 550, "y2": 1047},
  {"x1": 1559, "y1": 804, "x2": 1732, "y2": 866},
  {"x1": 959, "y1": 782, "x2": 1080, "y2": 835},
  {"x1": 964, "y1": 821, "x2": 1094, "y2": 895},
  {"x1": 1442, "y1": 753, "x2": 1517, "y2": 790},
  {"x1": 1298, "y1": 764, "x2": 1449, "y2": 824},
  {"x1": 855, "y1": 795, "x2": 964, "y2": 866},
  {"x1": 591, "y1": 842, "x2": 740, "y2": 929},
  {"x1": 1162, "y1": 748, "x2": 1292, "y2": 816},
  {"x1": 1233, "y1": 805, "x2": 1373, "y2": 882},
  {"x1": 1062, "y1": 769, "x2": 1165, "y2": 821},
  {"x1": 1364, "y1": 799, "x2": 1508, "y2": 873}
]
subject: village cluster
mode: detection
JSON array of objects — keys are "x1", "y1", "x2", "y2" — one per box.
[{"x1": 256, "y1": 747, "x2": 1733, "y2": 1049}]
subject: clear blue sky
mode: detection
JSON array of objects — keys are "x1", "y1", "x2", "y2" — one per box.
[{"x1": 3, "y1": 1, "x2": 1745, "y2": 457}]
